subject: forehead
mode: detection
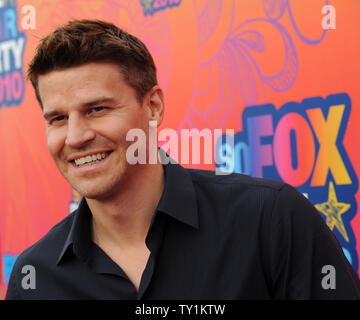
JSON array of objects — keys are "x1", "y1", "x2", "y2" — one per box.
[{"x1": 38, "y1": 62, "x2": 130, "y2": 110}]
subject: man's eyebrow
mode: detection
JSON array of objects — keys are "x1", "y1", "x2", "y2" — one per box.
[
  {"x1": 43, "y1": 97, "x2": 116, "y2": 120},
  {"x1": 43, "y1": 110, "x2": 61, "y2": 121},
  {"x1": 81, "y1": 97, "x2": 116, "y2": 107}
]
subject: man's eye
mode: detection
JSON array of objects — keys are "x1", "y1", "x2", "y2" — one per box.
[
  {"x1": 89, "y1": 106, "x2": 106, "y2": 114},
  {"x1": 50, "y1": 115, "x2": 66, "y2": 124}
]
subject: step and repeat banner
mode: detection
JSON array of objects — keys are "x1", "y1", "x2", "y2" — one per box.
[{"x1": 1, "y1": 0, "x2": 359, "y2": 298}]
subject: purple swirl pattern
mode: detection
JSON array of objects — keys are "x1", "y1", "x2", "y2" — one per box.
[
  {"x1": 197, "y1": 0, "x2": 223, "y2": 45},
  {"x1": 179, "y1": 0, "x2": 328, "y2": 135}
]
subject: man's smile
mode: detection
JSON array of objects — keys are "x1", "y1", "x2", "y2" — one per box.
[
  {"x1": 68, "y1": 150, "x2": 113, "y2": 172},
  {"x1": 69, "y1": 151, "x2": 112, "y2": 166}
]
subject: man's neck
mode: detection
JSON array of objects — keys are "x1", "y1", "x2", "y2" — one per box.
[{"x1": 86, "y1": 162, "x2": 165, "y2": 249}]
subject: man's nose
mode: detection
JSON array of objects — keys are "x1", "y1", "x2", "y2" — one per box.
[{"x1": 65, "y1": 114, "x2": 95, "y2": 148}]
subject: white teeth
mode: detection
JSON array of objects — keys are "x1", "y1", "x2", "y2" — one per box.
[{"x1": 74, "y1": 152, "x2": 109, "y2": 166}]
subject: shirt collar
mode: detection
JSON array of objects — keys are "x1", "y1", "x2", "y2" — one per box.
[
  {"x1": 56, "y1": 198, "x2": 92, "y2": 265},
  {"x1": 156, "y1": 156, "x2": 199, "y2": 230},
  {"x1": 57, "y1": 150, "x2": 199, "y2": 265}
]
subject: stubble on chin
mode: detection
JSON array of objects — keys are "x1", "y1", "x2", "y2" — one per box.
[{"x1": 69, "y1": 151, "x2": 132, "y2": 201}]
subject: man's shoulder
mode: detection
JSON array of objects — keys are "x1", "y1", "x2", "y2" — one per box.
[
  {"x1": 13, "y1": 211, "x2": 75, "y2": 267},
  {"x1": 186, "y1": 168, "x2": 286, "y2": 192},
  {"x1": 183, "y1": 168, "x2": 298, "y2": 218}
]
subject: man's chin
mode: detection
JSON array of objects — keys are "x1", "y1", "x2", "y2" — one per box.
[
  {"x1": 72, "y1": 179, "x2": 126, "y2": 201},
  {"x1": 66, "y1": 167, "x2": 131, "y2": 201},
  {"x1": 76, "y1": 187, "x2": 112, "y2": 201}
]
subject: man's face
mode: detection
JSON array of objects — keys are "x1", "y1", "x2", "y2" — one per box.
[{"x1": 38, "y1": 62, "x2": 158, "y2": 200}]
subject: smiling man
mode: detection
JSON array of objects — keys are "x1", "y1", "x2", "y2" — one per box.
[
  {"x1": 5, "y1": 19, "x2": 360, "y2": 300},
  {"x1": 39, "y1": 61, "x2": 165, "y2": 290}
]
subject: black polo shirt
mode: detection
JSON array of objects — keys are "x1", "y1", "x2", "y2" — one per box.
[{"x1": 5, "y1": 160, "x2": 360, "y2": 300}]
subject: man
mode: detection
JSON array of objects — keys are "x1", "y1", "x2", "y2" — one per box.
[{"x1": 5, "y1": 19, "x2": 360, "y2": 300}]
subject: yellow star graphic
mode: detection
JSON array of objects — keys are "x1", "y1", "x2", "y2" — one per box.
[{"x1": 314, "y1": 181, "x2": 351, "y2": 242}]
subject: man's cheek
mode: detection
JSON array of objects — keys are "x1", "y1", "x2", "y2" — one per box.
[{"x1": 46, "y1": 132, "x2": 64, "y2": 160}]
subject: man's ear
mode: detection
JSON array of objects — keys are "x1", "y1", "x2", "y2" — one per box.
[{"x1": 145, "y1": 85, "x2": 164, "y2": 127}]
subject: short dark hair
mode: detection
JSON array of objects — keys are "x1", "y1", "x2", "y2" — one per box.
[{"x1": 28, "y1": 19, "x2": 158, "y2": 107}]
